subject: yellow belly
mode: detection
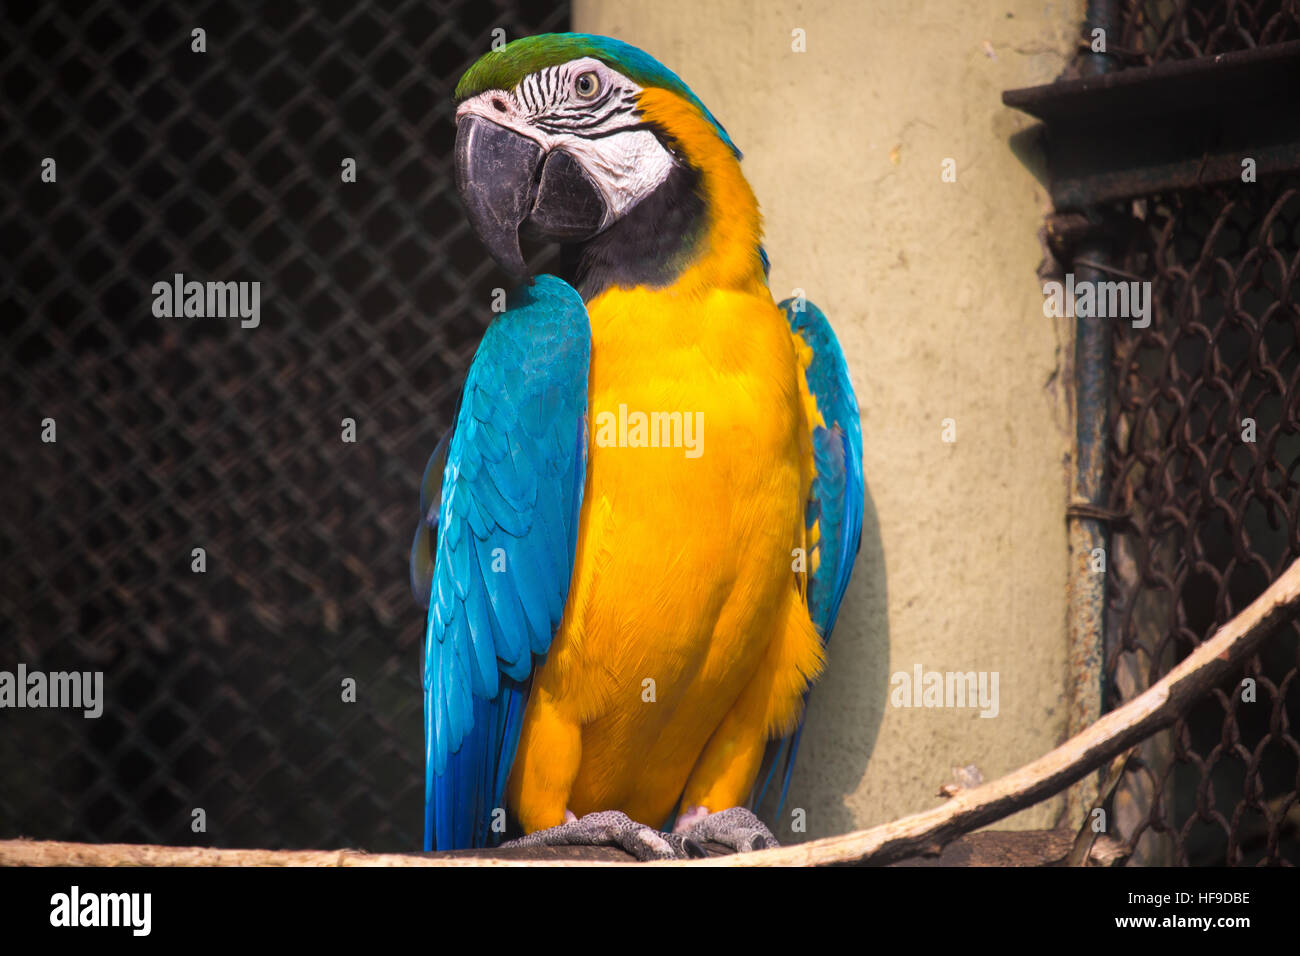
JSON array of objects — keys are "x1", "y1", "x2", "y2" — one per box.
[{"x1": 506, "y1": 283, "x2": 822, "y2": 830}]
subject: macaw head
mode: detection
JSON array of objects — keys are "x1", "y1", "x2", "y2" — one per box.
[{"x1": 453, "y1": 33, "x2": 761, "y2": 294}]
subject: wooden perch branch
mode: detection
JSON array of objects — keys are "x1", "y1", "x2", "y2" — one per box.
[{"x1": 4, "y1": 557, "x2": 1299, "y2": 868}]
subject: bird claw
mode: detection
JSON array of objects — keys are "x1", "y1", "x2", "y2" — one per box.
[
  {"x1": 502, "y1": 810, "x2": 708, "y2": 862},
  {"x1": 681, "y1": 807, "x2": 779, "y2": 853}
]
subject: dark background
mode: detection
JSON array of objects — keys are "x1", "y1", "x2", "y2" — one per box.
[{"x1": 1, "y1": 0, "x2": 567, "y2": 852}]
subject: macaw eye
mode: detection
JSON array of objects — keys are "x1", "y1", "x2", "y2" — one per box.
[{"x1": 574, "y1": 71, "x2": 600, "y2": 99}]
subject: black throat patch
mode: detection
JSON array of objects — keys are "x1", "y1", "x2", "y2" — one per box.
[{"x1": 560, "y1": 161, "x2": 707, "y2": 301}]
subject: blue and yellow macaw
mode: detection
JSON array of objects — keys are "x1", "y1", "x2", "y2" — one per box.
[{"x1": 410, "y1": 33, "x2": 863, "y2": 859}]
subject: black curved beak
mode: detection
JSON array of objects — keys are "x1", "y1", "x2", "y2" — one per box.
[{"x1": 454, "y1": 114, "x2": 608, "y2": 283}]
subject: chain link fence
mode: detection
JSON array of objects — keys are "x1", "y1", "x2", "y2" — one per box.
[
  {"x1": 1111, "y1": 0, "x2": 1300, "y2": 66},
  {"x1": 1105, "y1": 176, "x2": 1300, "y2": 865},
  {"x1": 1091, "y1": 0, "x2": 1300, "y2": 865},
  {"x1": 0, "y1": 0, "x2": 568, "y2": 852}
]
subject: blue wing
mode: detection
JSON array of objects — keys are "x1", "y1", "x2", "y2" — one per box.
[
  {"x1": 412, "y1": 275, "x2": 590, "y2": 851},
  {"x1": 753, "y1": 296, "x2": 864, "y2": 816}
]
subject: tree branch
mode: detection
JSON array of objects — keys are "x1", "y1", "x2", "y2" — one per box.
[{"x1": 4, "y1": 556, "x2": 1297, "y2": 867}]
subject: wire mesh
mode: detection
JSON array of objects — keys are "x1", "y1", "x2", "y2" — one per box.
[
  {"x1": 1060, "y1": 0, "x2": 1300, "y2": 869},
  {"x1": 1104, "y1": 175, "x2": 1300, "y2": 865},
  {"x1": 1110, "y1": 0, "x2": 1300, "y2": 66},
  {"x1": 0, "y1": 0, "x2": 568, "y2": 851}
]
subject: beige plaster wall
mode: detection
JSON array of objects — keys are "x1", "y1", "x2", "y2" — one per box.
[{"x1": 574, "y1": 0, "x2": 1079, "y2": 839}]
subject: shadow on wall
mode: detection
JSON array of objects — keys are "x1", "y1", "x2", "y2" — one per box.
[{"x1": 758, "y1": 478, "x2": 889, "y2": 841}]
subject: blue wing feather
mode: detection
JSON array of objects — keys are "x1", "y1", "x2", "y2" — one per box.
[
  {"x1": 410, "y1": 430, "x2": 452, "y2": 609},
  {"x1": 414, "y1": 275, "x2": 590, "y2": 850},
  {"x1": 753, "y1": 296, "x2": 864, "y2": 817}
]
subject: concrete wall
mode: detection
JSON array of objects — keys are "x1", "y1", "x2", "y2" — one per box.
[{"x1": 574, "y1": 0, "x2": 1079, "y2": 839}]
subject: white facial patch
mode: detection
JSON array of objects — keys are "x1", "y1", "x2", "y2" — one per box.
[
  {"x1": 456, "y1": 57, "x2": 676, "y2": 229},
  {"x1": 558, "y1": 128, "x2": 674, "y2": 223}
]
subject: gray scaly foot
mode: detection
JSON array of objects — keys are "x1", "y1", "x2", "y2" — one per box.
[
  {"x1": 681, "y1": 807, "x2": 778, "y2": 853},
  {"x1": 502, "y1": 810, "x2": 707, "y2": 862}
]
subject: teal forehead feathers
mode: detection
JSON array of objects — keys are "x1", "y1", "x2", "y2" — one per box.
[{"x1": 454, "y1": 33, "x2": 741, "y2": 159}]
